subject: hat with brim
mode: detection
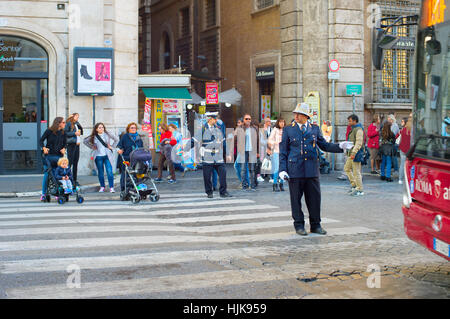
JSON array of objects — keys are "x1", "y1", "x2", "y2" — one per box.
[{"x1": 293, "y1": 102, "x2": 311, "y2": 118}]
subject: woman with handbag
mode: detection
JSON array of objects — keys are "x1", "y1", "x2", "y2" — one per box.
[
  {"x1": 83, "y1": 122, "x2": 119, "y2": 192},
  {"x1": 267, "y1": 118, "x2": 286, "y2": 192},
  {"x1": 65, "y1": 113, "x2": 83, "y2": 185}
]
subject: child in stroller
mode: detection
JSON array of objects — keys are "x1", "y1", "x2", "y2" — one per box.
[
  {"x1": 41, "y1": 157, "x2": 84, "y2": 204},
  {"x1": 119, "y1": 148, "x2": 160, "y2": 204}
]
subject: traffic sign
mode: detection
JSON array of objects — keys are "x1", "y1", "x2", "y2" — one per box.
[
  {"x1": 329, "y1": 59, "x2": 340, "y2": 72},
  {"x1": 346, "y1": 84, "x2": 362, "y2": 95},
  {"x1": 328, "y1": 72, "x2": 340, "y2": 80}
]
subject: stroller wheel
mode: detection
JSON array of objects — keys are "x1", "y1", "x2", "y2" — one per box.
[
  {"x1": 57, "y1": 197, "x2": 65, "y2": 205},
  {"x1": 150, "y1": 194, "x2": 160, "y2": 202},
  {"x1": 120, "y1": 192, "x2": 127, "y2": 201},
  {"x1": 76, "y1": 196, "x2": 84, "y2": 204},
  {"x1": 130, "y1": 195, "x2": 140, "y2": 204}
]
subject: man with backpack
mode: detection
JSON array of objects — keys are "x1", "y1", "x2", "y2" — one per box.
[{"x1": 344, "y1": 114, "x2": 365, "y2": 197}]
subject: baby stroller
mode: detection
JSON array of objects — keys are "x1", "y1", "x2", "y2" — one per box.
[
  {"x1": 119, "y1": 148, "x2": 160, "y2": 204},
  {"x1": 41, "y1": 160, "x2": 84, "y2": 205}
]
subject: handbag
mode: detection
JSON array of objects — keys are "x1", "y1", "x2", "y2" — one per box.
[
  {"x1": 261, "y1": 155, "x2": 272, "y2": 171},
  {"x1": 354, "y1": 145, "x2": 370, "y2": 165}
]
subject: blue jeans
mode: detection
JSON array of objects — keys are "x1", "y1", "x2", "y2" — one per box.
[
  {"x1": 271, "y1": 152, "x2": 283, "y2": 185},
  {"x1": 233, "y1": 154, "x2": 249, "y2": 184},
  {"x1": 174, "y1": 162, "x2": 185, "y2": 172},
  {"x1": 95, "y1": 155, "x2": 114, "y2": 188},
  {"x1": 392, "y1": 145, "x2": 399, "y2": 171},
  {"x1": 381, "y1": 155, "x2": 392, "y2": 178},
  {"x1": 42, "y1": 155, "x2": 62, "y2": 194}
]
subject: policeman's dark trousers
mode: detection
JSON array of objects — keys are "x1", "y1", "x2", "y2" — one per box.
[
  {"x1": 288, "y1": 177, "x2": 322, "y2": 231},
  {"x1": 203, "y1": 163, "x2": 227, "y2": 195}
]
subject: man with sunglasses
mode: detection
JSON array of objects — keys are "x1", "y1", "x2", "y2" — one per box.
[{"x1": 236, "y1": 114, "x2": 259, "y2": 191}]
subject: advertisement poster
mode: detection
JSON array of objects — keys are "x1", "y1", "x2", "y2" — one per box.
[
  {"x1": 206, "y1": 82, "x2": 219, "y2": 104},
  {"x1": 261, "y1": 95, "x2": 271, "y2": 121},
  {"x1": 162, "y1": 99, "x2": 179, "y2": 113},
  {"x1": 142, "y1": 98, "x2": 154, "y2": 149},
  {"x1": 304, "y1": 91, "x2": 321, "y2": 125},
  {"x1": 155, "y1": 99, "x2": 164, "y2": 151},
  {"x1": 77, "y1": 57, "x2": 112, "y2": 94}
]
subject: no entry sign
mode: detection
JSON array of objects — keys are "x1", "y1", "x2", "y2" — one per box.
[{"x1": 329, "y1": 59, "x2": 340, "y2": 72}]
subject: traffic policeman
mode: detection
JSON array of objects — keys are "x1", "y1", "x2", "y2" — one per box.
[
  {"x1": 279, "y1": 103, "x2": 353, "y2": 236},
  {"x1": 200, "y1": 114, "x2": 232, "y2": 199}
]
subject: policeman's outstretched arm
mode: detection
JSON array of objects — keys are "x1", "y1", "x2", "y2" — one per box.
[{"x1": 316, "y1": 129, "x2": 344, "y2": 154}]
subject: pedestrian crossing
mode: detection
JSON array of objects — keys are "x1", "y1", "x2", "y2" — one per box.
[{"x1": 0, "y1": 192, "x2": 380, "y2": 299}]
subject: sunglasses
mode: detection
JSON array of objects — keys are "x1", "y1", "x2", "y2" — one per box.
[{"x1": 244, "y1": 118, "x2": 251, "y2": 120}]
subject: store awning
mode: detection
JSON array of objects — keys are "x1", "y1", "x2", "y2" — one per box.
[
  {"x1": 185, "y1": 92, "x2": 205, "y2": 105},
  {"x1": 218, "y1": 87, "x2": 242, "y2": 106},
  {"x1": 141, "y1": 88, "x2": 192, "y2": 100}
]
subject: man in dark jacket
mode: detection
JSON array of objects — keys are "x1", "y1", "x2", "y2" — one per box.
[{"x1": 279, "y1": 103, "x2": 352, "y2": 236}]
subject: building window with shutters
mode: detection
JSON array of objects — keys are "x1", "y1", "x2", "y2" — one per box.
[
  {"x1": 180, "y1": 7, "x2": 190, "y2": 38},
  {"x1": 373, "y1": 1, "x2": 419, "y2": 103},
  {"x1": 205, "y1": 0, "x2": 217, "y2": 28}
]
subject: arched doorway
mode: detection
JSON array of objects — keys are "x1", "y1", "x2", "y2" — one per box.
[{"x1": 0, "y1": 35, "x2": 49, "y2": 174}]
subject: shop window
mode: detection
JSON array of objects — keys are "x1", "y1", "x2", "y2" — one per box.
[{"x1": 0, "y1": 35, "x2": 48, "y2": 73}]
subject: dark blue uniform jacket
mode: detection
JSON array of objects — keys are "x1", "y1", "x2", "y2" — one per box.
[{"x1": 279, "y1": 122, "x2": 343, "y2": 178}]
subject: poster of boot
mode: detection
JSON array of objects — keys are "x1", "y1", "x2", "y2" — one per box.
[{"x1": 74, "y1": 47, "x2": 114, "y2": 96}]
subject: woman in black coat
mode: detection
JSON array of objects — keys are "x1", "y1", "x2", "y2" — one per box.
[
  {"x1": 65, "y1": 113, "x2": 83, "y2": 185},
  {"x1": 117, "y1": 122, "x2": 144, "y2": 192},
  {"x1": 39, "y1": 117, "x2": 67, "y2": 201}
]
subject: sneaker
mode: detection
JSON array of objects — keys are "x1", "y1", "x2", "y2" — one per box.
[
  {"x1": 371, "y1": 171, "x2": 378, "y2": 175},
  {"x1": 40, "y1": 194, "x2": 46, "y2": 201},
  {"x1": 337, "y1": 174, "x2": 347, "y2": 180},
  {"x1": 168, "y1": 179, "x2": 176, "y2": 184},
  {"x1": 398, "y1": 180, "x2": 403, "y2": 185},
  {"x1": 99, "y1": 187, "x2": 105, "y2": 193},
  {"x1": 257, "y1": 176, "x2": 264, "y2": 182},
  {"x1": 269, "y1": 179, "x2": 274, "y2": 183},
  {"x1": 347, "y1": 187, "x2": 356, "y2": 194},
  {"x1": 351, "y1": 190, "x2": 364, "y2": 196},
  {"x1": 110, "y1": 187, "x2": 115, "y2": 193},
  {"x1": 154, "y1": 178, "x2": 163, "y2": 183}
]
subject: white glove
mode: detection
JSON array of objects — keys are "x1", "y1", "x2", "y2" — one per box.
[
  {"x1": 279, "y1": 171, "x2": 290, "y2": 181},
  {"x1": 339, "y1": 141, "x2": 354, "y2": 150}
]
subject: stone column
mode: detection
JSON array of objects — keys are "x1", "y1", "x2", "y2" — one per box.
[
  {"x1": 328, "y1": 0, "x2": 365, "y2": 169},
  {"x1": 279, "y1": 0, "x2": 302, "y2": 121}
]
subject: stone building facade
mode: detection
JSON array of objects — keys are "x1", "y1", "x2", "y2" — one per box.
[{"x1": 0, "y1": 0, "x2": 139, "y2": 175}]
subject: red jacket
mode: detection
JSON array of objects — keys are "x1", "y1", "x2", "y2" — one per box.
[
  {"x1": 398, "y1": 127, "x2": 411, "y2": 154},
  {"x1": 160, "y1": 131, "x2": 177, "y2": 146},
  {"x1": 367, "y1": 123, "x2": 379, "y2": 149}
]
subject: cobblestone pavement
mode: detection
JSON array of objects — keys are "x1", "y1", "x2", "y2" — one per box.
[{"x1": 0, "y1": 168, "x2": 448, "y2": 299}]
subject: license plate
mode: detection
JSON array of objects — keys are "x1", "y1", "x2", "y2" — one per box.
[{"x1": 433, "y1": 238, "x2": 450, "y2": 257}]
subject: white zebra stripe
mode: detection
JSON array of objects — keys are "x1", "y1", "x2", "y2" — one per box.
[
  {"x1": 0, "y1": 204, "x2": 277, "y2": 220},
  {"x1": 0, "y1": 227, "x2": 377, "y2": 252}
]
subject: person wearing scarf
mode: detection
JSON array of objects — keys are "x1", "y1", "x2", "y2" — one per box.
[{"x1": 117, "y1": 123, "x2": 144, "y2": 192}]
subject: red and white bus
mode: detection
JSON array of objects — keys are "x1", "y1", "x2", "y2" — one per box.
[{"x1": 402, "y1": 0, "x2": 450, "y2": 260}]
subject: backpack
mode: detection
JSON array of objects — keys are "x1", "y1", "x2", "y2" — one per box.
[{"x1": 353, "y1": 128, "x2": 370, "y2": 165}]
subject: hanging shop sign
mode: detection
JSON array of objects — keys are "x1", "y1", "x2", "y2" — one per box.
[
  {"x1": 142, "y1": 98, "x2": 154, "y2": 149},
  {"x1": 154, "y1": 99, "x2": 164, "y2": 151},
  {"x1": 206, "y1": 82, "x2": 219, "y2": 104},
  {"x1": 304, "y1": 91, "x2": 320, "y2": 125},
  {"x1": 256, "y1": 66, "x2": 275, "y2": 80},
  {"x1": 261, "y1": 95, "x2": 271, "y2": 121},
  {"x1": 73, "y1": 47, "x2": 114, "y2": 96}
]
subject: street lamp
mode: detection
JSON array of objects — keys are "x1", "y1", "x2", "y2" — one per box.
[
  {"x1": 225, "y1": 103, "x2": 231, "y2": 108},
  {"x1": 187, "y1": 104, "x2": 193, "y2": 110}
]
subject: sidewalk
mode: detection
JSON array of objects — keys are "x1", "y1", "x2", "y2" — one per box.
[{"x1": 0, "y1": 164, "x2": 391, "y2": 198}]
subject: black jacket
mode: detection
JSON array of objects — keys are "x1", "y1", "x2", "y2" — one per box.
[
  {"x1": 64, "y1": 121, "x2": 83, "y2": 145},
  {"x1": 40, "y1": 129, "x2": 67, "y2": 156}
]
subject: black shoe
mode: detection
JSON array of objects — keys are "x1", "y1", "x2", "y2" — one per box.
[
  {"x1": 380, "y1": 176, "x2": 386, "y2": 181},
  {"x1": 207, "y1": 193, "x2": 213, "y2": 199},
  {"x1": 213, "y1": 187, "x2": 218, "y2": 192},
  {"x1": 220, "y1": 192, "x2": 232, "y2": 198},
  {"x1": 371, "y1": 171, "x2": 378, "y2": 175},
  {"x1": 273, "y1": 184, "x2": 280, "y2": 192},
  {"x1": 310, "y1": 227, "x2": 327, "y2": 235},
  {"x1": 279, "y1": 184, "x2": 285, "y2": 192},
  {"x1": 386, "y1": 177, "x2": 393, "y2": 182},
  {"x1": 295, "y1": 228, "x2": 308, "y2": 236}
]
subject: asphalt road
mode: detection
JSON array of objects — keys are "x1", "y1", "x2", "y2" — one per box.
[{"x1": 0, "y1": 169, "x2": 448, "y2": 300}]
